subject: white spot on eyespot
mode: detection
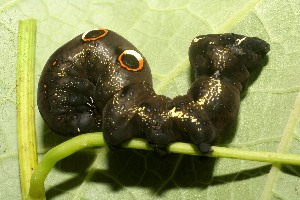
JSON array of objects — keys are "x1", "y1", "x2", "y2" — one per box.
[
  {"x1": 123, "y1": 50, "x2": 142, "y2": 61},
  {"x1": 82, "y1": 29, "x2": 97, "y2": 40}
]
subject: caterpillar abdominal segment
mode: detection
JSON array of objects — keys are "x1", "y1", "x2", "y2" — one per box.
[{"x1": 38, "y1": 28, "x2": 270, "y2": 156}]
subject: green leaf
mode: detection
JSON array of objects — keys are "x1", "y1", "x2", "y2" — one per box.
[{"x1": 1, "y1": 0, "x2": 300, "y2": 199}]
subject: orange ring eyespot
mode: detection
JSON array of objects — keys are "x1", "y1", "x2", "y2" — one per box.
[
  {"x1": 82, "y1": 28, "x2": 108, "y2": 42},
  {"x1": 118, "y1": 50, "x2": 144, "y2": 71}
]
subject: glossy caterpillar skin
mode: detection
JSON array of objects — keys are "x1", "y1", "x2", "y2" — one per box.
[{"x1": 38, "y1": 28, "x2": 270, "y2": 155}]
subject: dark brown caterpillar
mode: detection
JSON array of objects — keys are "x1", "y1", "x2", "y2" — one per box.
[{"x1": 37, "y1": 28, "x2": 270, "y2": 156}]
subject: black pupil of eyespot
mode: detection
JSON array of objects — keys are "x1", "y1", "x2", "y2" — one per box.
[
  {"x1": 121, "y1": 54, "x2": 139, "y2": 69},
  {"x1": 85, "y1": 30, "x2": 105, "y2": 39}
]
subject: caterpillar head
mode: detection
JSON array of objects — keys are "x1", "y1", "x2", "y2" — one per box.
[{"x1": 189, "y1": 33, "x2": 270, "y2": 87}]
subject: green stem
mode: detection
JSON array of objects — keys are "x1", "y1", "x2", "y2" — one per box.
[
  {"x1": 28, "y1": 133, "x2": 105, "y2": 200},
  {"x1": 17, "y1": 19, "x2": 37, "y2": 200},
  {"x1": 169, "y1": 143, "x2": 300, "y2": 166},
  {"x1": 27, "y1": 132, "x2": 300, "y2": 199},
  {"x1": 126, "y1": 139, "x2": 300, "y2": 166}
]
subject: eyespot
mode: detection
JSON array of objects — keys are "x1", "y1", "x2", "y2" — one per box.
[
  {"x1": 81, "y1": 28, "x2": 108, "y2": 42},
  {"x1": 118, "y1": 50, "x2": 144, "y2": 71}
]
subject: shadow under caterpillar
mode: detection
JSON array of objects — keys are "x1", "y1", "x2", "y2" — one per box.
[{"x1": 38, "y1": 28, "x2": 270, "y2": 156}]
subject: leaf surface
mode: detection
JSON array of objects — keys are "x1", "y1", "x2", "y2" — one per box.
[{"x1": 0, "y1": 0, "x2": 300, "y2": 199}]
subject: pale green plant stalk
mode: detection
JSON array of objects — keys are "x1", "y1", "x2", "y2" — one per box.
[
  {"x1": 27, "y1": 132, "x2": 300, "y2": 199},
  {"x1": 17, "y1": 19, "x2": 37, "y2": 200}
]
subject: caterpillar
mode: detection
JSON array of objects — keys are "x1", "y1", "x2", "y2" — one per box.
[{"x1": 37, "y1": 28, "x2": 270, "y2": 156}]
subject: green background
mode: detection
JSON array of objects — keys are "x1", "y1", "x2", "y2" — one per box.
[{"x1": 1, "y1": 0, "x2": 300, "y2": 199}]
